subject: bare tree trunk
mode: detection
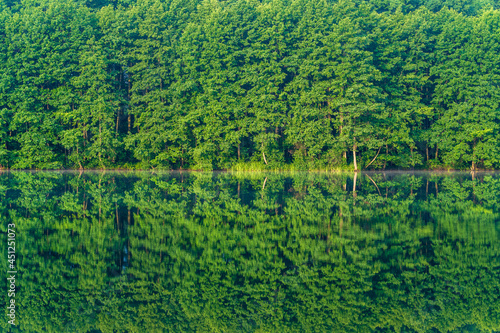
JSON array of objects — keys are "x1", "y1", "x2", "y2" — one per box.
[
  {"x1": 365, "y1": 146, "x2": 382, "y2": 169},
  {"x1": 353, "y1": 138, "x2": 358, "y2": 171},
  {"x1": 353, "y1": 150, "x2": 357, "y2": 171},
  {"x1": 472, "y1": 138, "x2": 476, "y2": 171}
]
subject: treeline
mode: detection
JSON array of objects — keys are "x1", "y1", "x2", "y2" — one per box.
[
  {"x1": 1, "y1": 171, "x2": 500, "y2": 332},
  {"x1": 0, "y1": 0, "x2": 500, "y2": 170}
]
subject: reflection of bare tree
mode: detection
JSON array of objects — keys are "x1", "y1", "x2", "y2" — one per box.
[
  {"x1": 366, "y1": 174, "x2": 381, "y2": 196},
  {"x1": 353, "y1": 172, "x2": 357, "y2": 201}
]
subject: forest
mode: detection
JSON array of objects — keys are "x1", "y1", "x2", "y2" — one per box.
[
  {"x1": 0, "y1": 0, "x2": 500, "y2": 170},
  {"x1": 0, "y1": 171, "x2": 499, "y2": 332}
]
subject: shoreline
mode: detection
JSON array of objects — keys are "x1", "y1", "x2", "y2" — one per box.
[{"x1": 0, "y1": 168, "x2": 498, "y2": 173}]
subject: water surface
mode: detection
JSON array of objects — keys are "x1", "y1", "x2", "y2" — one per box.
[{"x1": 0, "y1": 171, "x2": 499, "y2": 332}]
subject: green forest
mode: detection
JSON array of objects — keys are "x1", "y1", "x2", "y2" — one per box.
[
  {"x1": 0, "y1": 0, "x2": 500, "y2": 170},
  {"x1": 0, "y1": 171, "x2": 499, "y2": 332}
]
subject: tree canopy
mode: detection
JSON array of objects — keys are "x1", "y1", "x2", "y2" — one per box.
[{"x1": 1, "y1": 0, "x2": 500, "y2": 170}]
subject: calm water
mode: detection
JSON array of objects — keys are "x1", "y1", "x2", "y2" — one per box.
[{"x1": 0, "y1": 171, "x2": 499, "y2": 332}]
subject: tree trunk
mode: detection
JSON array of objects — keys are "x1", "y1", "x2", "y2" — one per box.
[
  {"x1": 116, "y1": 110, "x2": 120, "y2": 136},
  {"x1": 353, "y1": 138, "x2": 358, "y2": 171},
  {"x1": 472, "y1": 138, "x2": 476, "y2": 171},
  {"x1": 365, "y1": 146, "x2": 382, "y2": 169}
]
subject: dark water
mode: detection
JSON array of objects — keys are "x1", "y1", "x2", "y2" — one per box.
[{"x1": 0, "y1": 171, "x2": 499, "y2": 332}]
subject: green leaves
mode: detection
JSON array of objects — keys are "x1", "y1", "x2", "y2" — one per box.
[
  {"x1": 1, "y1": 171, "x2": 500, "y2": 331},
  {"x1": 1, "y1": 1, "x2": 500, "y2": 170}
]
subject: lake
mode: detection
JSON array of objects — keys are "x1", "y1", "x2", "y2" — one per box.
[{"x1": 0, "y1": 171, "x2": 499, "y2": 332}]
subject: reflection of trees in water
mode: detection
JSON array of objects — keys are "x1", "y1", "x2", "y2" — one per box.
[{"x1": 0, "y1": 172, "x2": 499, "y2": 332}]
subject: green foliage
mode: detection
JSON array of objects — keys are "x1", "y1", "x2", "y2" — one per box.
[
  {"x1": 0, "y1": 171, "x2": 499, "y2": 332},
  {"x1": 1, "y1": 0, "x2": 500, "y2": 170}
]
